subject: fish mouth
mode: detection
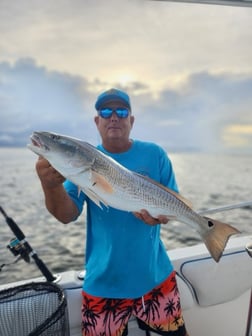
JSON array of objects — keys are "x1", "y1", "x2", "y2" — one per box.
[{"x1": 30, "y1": 133, "x2": 49, "y2": 151}]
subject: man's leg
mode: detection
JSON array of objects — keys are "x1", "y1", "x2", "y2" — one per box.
[
  {"x1": 81, "y1": 291, "x2": 131, "y2": 336},
  {"x1": 134, "y1": 271, "x2": 189, "y2": 336}
]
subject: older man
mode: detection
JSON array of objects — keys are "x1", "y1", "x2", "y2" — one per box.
[{"x1": 35, "y1": 88, "x2": 189, "y2": 336}]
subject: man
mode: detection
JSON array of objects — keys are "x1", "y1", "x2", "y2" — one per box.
[{"x1": 36, "y1": 88, "x2": 189, "y2": 336}]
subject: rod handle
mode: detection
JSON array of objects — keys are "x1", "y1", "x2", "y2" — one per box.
[{"x1": 32, "y1": 253, "x2": 56, "y2": 282}]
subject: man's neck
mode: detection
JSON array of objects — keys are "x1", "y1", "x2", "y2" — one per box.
[{"x1": 102, "y1": 139, "x2": 133, "y2": 153}]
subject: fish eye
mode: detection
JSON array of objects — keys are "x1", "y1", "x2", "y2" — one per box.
[{"x1": 51, "y1": 134, "x2": 60, "y2": 141}]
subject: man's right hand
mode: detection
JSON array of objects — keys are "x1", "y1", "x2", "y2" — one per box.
[
  {"x1": 35, "y1": 157, "x2": 78, "y2": 223},
  {"x1": 36, "y1": 157, "x2": 65, "y2": 189}
]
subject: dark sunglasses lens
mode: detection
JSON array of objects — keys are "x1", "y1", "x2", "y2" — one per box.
[
  {"x1": 99, "y1": 108, "x2": 113, "y2": 118},
  {"x1": 116, "y1": 108, "x2": 129, "y2": 118},
  {"x1": 99, "y1": 108, "x2": 129, "y2": 119}
]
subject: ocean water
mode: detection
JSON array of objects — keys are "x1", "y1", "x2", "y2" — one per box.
[{"x1": 0, "y1": 148, "x2": 251, "y2": 284}]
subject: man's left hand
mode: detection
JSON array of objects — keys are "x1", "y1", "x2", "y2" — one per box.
[{"x1": 133, "y1": 209, "x2": 169, "y2": 226}]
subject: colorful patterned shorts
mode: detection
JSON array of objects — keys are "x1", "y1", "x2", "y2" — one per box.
[{"x1": 81, "y1": 271, "x2": 187, "y2": 336}]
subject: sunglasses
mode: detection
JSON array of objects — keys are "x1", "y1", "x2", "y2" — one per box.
[{"x1": 99, "y1": 107, "x2": 129, "y2": 119}]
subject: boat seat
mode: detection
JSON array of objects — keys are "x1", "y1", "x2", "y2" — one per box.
[
  {"x1": 180, "y1": 249, "x2": 252, "y2": 307},
  {"x1": 175, "y1": 272, "x2": 195, "y2": 310}
]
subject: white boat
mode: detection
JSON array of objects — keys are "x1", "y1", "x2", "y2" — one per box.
[{"x1": 0, "y1": 232, "x2": 251, "y2": 336}]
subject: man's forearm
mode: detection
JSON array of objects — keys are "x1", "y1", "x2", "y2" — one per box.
[{"x1": 42, "y1": 184, "x2": 79, "y2": 224}]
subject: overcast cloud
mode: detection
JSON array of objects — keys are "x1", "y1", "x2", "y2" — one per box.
[{"x1": 0, "y1": 0, "x2": 252, "y2": 152}]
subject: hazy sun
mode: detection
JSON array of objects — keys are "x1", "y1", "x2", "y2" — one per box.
[{"x1": 116, "y1": 73, "x2": 134, "y2": 86}]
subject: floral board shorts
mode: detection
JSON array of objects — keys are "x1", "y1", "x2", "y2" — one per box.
[{"x1": 81, "y1": 271, "x2": 187, "y2": 336}]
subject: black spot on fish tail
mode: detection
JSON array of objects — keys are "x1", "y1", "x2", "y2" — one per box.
[{"x1": 208, "y1": 220, "x2": 214, "y2": 228}]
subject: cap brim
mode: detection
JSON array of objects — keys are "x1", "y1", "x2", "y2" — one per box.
[{"x1": 95, "y1": 95, "x2": 131, "y2": 110}]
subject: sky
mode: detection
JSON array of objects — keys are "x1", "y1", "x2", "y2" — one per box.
[{"x1": 0, "y1": 0, "x2": 252, "y2": 152}]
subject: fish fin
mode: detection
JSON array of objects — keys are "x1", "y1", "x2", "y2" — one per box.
[
  {"x1": 84, "y1": 188, "x2": 103, "y2": 208},
  {"x1": 166, "y1": 189, "x2": 193, "y2": 209},
  {"x1": 202, "y1": 217, "x2": 241, "y2": 262},
  {"x1": 91, "y1": 170, "x2": 114, "y2": 194},
  {"x1": 84, "y1": 188, "x2": 109, "y2": 209},
  {"x1": 135, "y1": 173, "x2": 193, "y2": 209}
]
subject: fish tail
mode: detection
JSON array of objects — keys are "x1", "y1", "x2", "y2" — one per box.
[{"x1": 202, "y1": 217, "x2": 241, "y2": 262}]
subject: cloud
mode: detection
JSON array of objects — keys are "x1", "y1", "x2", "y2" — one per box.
[
  {"x1": 0, "y1": 58, "x2": 97, "y2": 146},
  {"x1": 222, "y1": 124, "x2": 252, "y2": 149},
  {"x1": 1, "y1": 0, "x2": 252, "y2": 91},
  {"x1": 130, "y1": 71, "x2": 252, "y2": 152},
  {"x1": 1, "y1": 0, "x2": 252, "y2": 153},
  {"x1": 1, "y1": 58, "x2": 252, "y2": 152}
]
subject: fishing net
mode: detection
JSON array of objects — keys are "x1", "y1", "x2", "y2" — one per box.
[{"x1": 0, "y1": 281, "x2": 69, "y2": 336}]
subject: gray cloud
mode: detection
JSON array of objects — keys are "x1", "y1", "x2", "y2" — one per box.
[
  {"x1": 131, "y1": 71, "x2": 252, "y2": 152},
  {"x1": 1, "y1": 1, "x2": 252, "y2": 142},
  {"x1": 1, "y1": 58, "x2": 251, "y2": 152},
  {"x1": 0, "y1": 58, "x2": 97, "y2": 145},
  {"x1": 1, "y1": 0, "x2": 251, "y2": 87}
]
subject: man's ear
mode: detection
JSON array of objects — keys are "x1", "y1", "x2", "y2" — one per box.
[
  {"x1": 130, "y1": 115, "x2": 135, "y2": 128},
  {"x1": 94, "y1": 115, "x2": 99, "y2": 126}
]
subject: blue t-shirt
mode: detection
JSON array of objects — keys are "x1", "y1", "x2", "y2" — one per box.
[{"x1": 64, "y1": 140, "x2": 178, "y2": 299}]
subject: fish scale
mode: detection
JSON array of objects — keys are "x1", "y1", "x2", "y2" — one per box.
[{"x1": 90, "y1": 150, "x2": 184, "y2": 212}]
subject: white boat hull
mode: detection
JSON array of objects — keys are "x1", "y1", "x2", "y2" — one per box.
[{"x1": 0, "y1": 235, "x2": 251, "y2": 336}]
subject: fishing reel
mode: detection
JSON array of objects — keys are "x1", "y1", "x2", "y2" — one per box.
[
  {"x1": 7, "y1": 237, "x2": 30, "y2": 263},
  {"x1": 0, "y1": 205, "x2": 56, "y2": 281},
  {"x1": 0, "y1": 237, "x2": 30, "y2": 272}
]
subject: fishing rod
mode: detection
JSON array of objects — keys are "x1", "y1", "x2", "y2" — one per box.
[
  {"x1": 197, "y1": 200, "x2": 252, "y2": 216},
  {"x1": 0, "y1": 205, "x2": 56, "y2": 282}
]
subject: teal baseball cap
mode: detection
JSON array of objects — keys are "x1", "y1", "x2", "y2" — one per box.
[{"x1": 95, "y1": 88, "x2": 131, "y2": 111}]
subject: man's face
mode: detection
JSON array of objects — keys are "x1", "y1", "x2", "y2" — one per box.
[{"x1": 94, "y1": 101, "x2": 134, "y2": 143}]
